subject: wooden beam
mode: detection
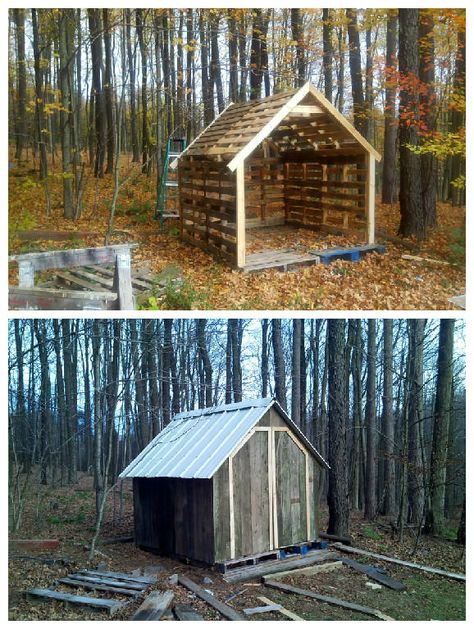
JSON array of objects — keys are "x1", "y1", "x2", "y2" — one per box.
[
  {"x1": 264, "y1": 581, "x2": 394, "y2": 621},
  {"x1": 9, "y1": 244, "x2": 136, "y2": 272},
  {"x1": 262, "y1": 560, "x2": 343, "y2": 582},
  {"x1": 236, "y1": 162, "x2": 246, "y2": 268},
  {"x1": 177, "y1": 575, "x2": 245, "y2": 621},
  {"x1": 9, "y1": 286, "x2": 118, "y2": 311},
  {"x1": 131, "y1": 591, "x2": 174, "y2": 620},
  {"x1": 228, "y1": 83, "x2": 311, "y2": 171},
  {"x1": 365, "y1": 153, "x2": 376, "y2": 244},
  {"x1": 341, "y1": 558, "x2": 406, "y2": 591},
  {"x1": 333, "y1": 544, "x2": 466, "y2": 581},
  {"x1": 26, "y1": 588, "x2": 125, "y2": 616},
  {"x1": 243, "y1": 603, "x2": 282, "y2": 615},
  {"x1": 113, "y1": 249, "x2": 135, "y2": 310},
  {"x1": 229, "y1": 457, "x2": 236, "y2": 559},
  {"x1": 257, "y1": 596, "x2": 304, "y2": 621}
]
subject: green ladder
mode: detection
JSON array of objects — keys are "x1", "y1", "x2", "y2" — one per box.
[{"x1": 155, "y1": 137, "x2": 186, "y2": 225}]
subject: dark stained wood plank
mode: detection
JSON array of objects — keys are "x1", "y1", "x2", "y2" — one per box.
[
  {"x1": 264, "y1": 581, "x2": 394, "y2": 620},
  {"x1": 58, "y1": 577, "x2": 139, "y2": 597},
  {"x1": 79, "y1": 569, "x2": 157, "y2": 585},
  {"x1": 26, "y1": 588, "x2": 126, "y2": 616},
  {"x1": 67, "y1": 574, "x2": 145, "y2": 591},
  {"x1": 173, "y1": 603, "x2": 205, "y2": 620},
  {"x1": 213, "y1": 460, "x2": 231, "y2": 562},
  {"x1": 177, "y1": 575, "x2": 245, "y2": 621},
  {"x1": 341, "y1": 558, "x2": 406, "y2": 591},
  {"x1": 131, "y1": 591, "x2": 174, "y2": 620}
]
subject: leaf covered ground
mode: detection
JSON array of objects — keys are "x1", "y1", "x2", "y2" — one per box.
[
  {"x1": 8, "y1": 156, "x2": 465, "y2": 310},
  {"x1": 8, "y1": 472, "x2": 465, "y2": 621}
]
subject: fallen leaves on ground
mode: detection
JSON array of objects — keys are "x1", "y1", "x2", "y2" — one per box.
[{"x1": 8, "y1": 155, "x2": 465, "y2": 310}]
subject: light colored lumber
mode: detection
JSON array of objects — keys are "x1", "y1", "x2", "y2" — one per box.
[
  {"x1": 235, "y1": 162, "x2": 246, "y2": 268},
  {"x1": 264, "y1": 581, "x2": 394, "y2": 620},
  {"x1": 401, "y1": 254, "x2": 451, "y2": 265},
  {"x1": 333, "y1": 543, "x2": 466, "y2": 581},
  {"x1": 177, "y1": 575, "x2": 245, "y2": 621},
  {"x1": 243, "y1": 603, "x2": 282, "y2": 615},
  {"x1": 365, "y1": 153, "x2": 376, "y2": 244},
  {"x1": 257, "y1": 595, "x2": 304, "y2": 621},
  {"x1": 131, "y1": 590, "x2": 174, "y2": 620},
  {"x1": 262, "y1": 560, "x2": 343, "y2": 582}
]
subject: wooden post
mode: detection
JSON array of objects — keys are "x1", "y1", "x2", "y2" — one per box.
[
  {"x1": 113, "y1": 250, "x2": 134, "y2": 310},
  {"x1": 18, "y1": 260, "x2": 34, "y2": 288},
  {"x1": 365, "y1": 153, "x2": 376, "y2": 244},
  {"x1": 236, "y1": 161, "x2": 246, "y2": 268},
  {"x1": 228, "y1": 457, "x2": 235, "y2": 559}
]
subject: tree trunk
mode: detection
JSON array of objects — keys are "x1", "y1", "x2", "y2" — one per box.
[
  {"x1": 364, "y1": 320, "x2": 377, "y2": 519},
  {"x1": 261, "y1": 319, "x2": 269, "y2": 398},
  {"x1": 398, "y1": 9, "x2": 424, "y2": 239},
  {"x1": 125, "y1": 9, "x2": 139, "y2": 162},
  {"x1": 136, "y1": 9, "x2": 150, "y2": 175},
  {"x1": 103, "y1": 9, "x2": 115, "y2": 174},
  {"x1": 382, "y1": 320, "x2": 396, "y2": 516},
  {"x1": 291, "y1": 8, "x2": 305, "y2": 87},
  {"x1": 13, "y1": 9, "x2": 27, "y2": 161},
  {"x1": 196, "y1": 320, "x2": 213, "y2": 407},
  {"x1": 210, "y1": 12, "x2": 225, "y2": 113},
  {"x1": 322, "y1": 9, "x2": 333, "y2": 103},
  {"x1": 327, "y1": 320, "x2": 349, "y2": 536},
  {"x1": 88, "y1": 9, "x2": 106, "y2": 178},
  {"x1": 425, "y1": 320, "x2": 454, "y2": 535},
  {"x1": 346, "y1": 9, "x2": 368, "y2": 138},
  {"x1": 58, "y1": 10, "x2": 74, "y2": 217},
  {"x1": 272, "y1": 319, "x2": 287, "y2": 410},
  {"x1": 291, "y1": 319, "x2": 302, "y2": 427},
  {"x1": 382, "y1": 11, "x2": 398, "y2": 204},
  {"x1": 31, "y1": 9, "x2": 49, "y2": 182},
  {"x1": 419, "y1": 10, "x2": 437, "y2": 228}
]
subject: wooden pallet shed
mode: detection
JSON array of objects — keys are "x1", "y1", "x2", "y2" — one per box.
[
  {"x1": 171, "y1": 82, "x2": 381, "y2": 270},
  {"x1": 120, "y1": 398, "x2": 328, "y2": 565}
]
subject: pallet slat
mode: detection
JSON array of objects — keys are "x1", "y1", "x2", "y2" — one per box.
[{"x1": 26, "y1": 588, "x2": 126, "y2": 616}]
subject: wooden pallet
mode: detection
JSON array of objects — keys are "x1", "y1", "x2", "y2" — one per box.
[
  {"x1": 223, "y1": 550, "x2": 338, "y2": 583},
  {"x1": 26, "y1": 568, "x2": 157, "y2": 616},
  {"x1": 311, "y1": 243, "x2": 386, "y2": 264},
  {"x1": 242, "y1": 248, "x2": 320, "y2": 272},
  {"x1": 217, "y1": 549, "x2": 280, "y2": 574}
]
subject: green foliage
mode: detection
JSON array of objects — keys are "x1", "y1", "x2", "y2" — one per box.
[
  {"x1": 362, "y1": 525, "x2": 384, "y2": 541},
  {"x1": 448, "y1": 226, "x2": 465, "y2": 266},
  {"x1": 161, "y1": 276, "x2": 208, "y2": 310},
  {"x1": 407, "y1": 132, "x2": 466, "y2": 191}
]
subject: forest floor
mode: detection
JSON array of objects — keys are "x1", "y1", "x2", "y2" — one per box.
[
  {"x1": 8, "y1": 472, "x2": 465, "y2": 621},
  {"x1": 8, "y1": 154, "x2": 465, "y2": 310}
]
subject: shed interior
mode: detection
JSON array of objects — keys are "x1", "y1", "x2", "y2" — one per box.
[{"x1": 177, "y1": 84, "x2": 380, "y2": 270}]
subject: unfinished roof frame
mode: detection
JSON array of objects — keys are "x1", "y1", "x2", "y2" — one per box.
[{"x1": 174, "y1": 82, "x2": 381, "y2": 269}]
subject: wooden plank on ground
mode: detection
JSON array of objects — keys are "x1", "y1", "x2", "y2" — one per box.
[
  {"x1": 58, "y1": 577, "x2": 139, "y2": 597},
  {"x1": 79, "y1": 569, "x2": 157, "y2": 585},
  {"x1": 173, "y1": 603, "x2": 205, "y2": 621},
  {"x1": 14, "y1": 229, "x2": 100, "y2": 242},
  {"x1": 131, "y1": 590, "x2": 174, "y2": 620},
  {"x1": 177, "y1": 575, "x2": 245, "y2": 621},
  {"x1": 341, "y1": 558, "x2": 406, "y2": 591},
  {"x1": 243, "y1": 603, "x2": 282, "y2": 615},
  {"x1": 11, "y1": 539, "x2": 60, "y2": 552},
  {"x1": 67, "y1": 574, "x2": 146, "y2": 591},
  {"x1": 257, "y1": 595, "x2": 304, "y2": 621},
  {"x1": 333, "y1": 544, "x2": 466, "y2": 582},
  {"x1": 8, "y1": 286, "x2": 117, "y2": 311},
  {"x1": 262, "y1": 560, "x2": 343, "y2": 582},
  {"x1": 264, "y1": 581, "x2": 393, "y2": 621},
  {"x1": 223, "y1": 550, "x2": 338, "y2": 583},
  {"x1": 26, "y1": 588, "x2": 125, "y2": 616},
  {"x1": 318, "y1": 532, "x2": 352, "y2": 545}
]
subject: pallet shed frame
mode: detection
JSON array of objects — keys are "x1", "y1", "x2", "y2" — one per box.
[
  {"x1": 172, "y1": 82, "x2": 381, "y2": 270},
  {"x1": 120, "y1": 398, "x2": 328, "y2": 565}
]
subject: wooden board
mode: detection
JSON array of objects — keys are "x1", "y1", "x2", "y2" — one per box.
[
  {"x1": 257, "y1": 595, "x2": 304, "y2": 621},
  {"x1": 8, "y1": 286, "x2": 118, "y2": 311},
  {"x1": 264, "y1": 581, "x2": 393, "y2": 620},
  {"x1": 242, "y1": 249, "x2": 319, "y2": 273},
  {"x1": 58, "y1": 577, "x2": 139, "y2": 597},
  {"x1": 173, "y1": 603, "x2": 205, "y2": 620},
  {"x1": 26, "y1": 588, "x2": 126, "y2": 616},
  {"x1": 243, "y1": 603, "x2": 282, "y2": 615},
  {"x1": 177, "y1": 575, "x2": 245, "y2": 621},
  {"x1": 131, "y1": 591, "x2": 174, "y2": 620},
  {"x1": 333, "y1": 544, "x2": 466, "y2": 581},
  {"x1": 9, "y1": 244, "x2": 136, "y2": 272},
  {"x1": 223, "y1": 550, "x2": 338, "y2": 583},
  {"x1": 262, "y1": 560, "x2": 343, "y2": 582},
  {"x1": 78, "y1": 569, "x2": 157, "y2": 585},
  {"x1": 342, "y1": 558, "x2": 406, "y2": 591}
]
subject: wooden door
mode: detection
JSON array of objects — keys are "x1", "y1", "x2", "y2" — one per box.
[
  {"x1": 274, "y1": 429, "x2": 308, "y2": 547},
  {"x1": 231, "y1": 430, "x2": 271, "y2": 557}
]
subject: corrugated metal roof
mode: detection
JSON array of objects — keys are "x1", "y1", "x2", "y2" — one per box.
[{"x1": 119, "y1": 397, "x2": 328, "y2": 480}]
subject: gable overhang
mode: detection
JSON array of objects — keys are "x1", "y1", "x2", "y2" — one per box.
[{"x1": 227, "y1": 82, "x2": 381, "y2": 172}]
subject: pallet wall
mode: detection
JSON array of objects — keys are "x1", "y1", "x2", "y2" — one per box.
[
  {"x1": 284, "y1": 157, "x2": 368, "y2": 232},
  {"x1": 245, "y1": 155, "x2": 285, "y2": 221},
  {"x1": 179, "y1": 156, "x2": 237, "y2": 264}
]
